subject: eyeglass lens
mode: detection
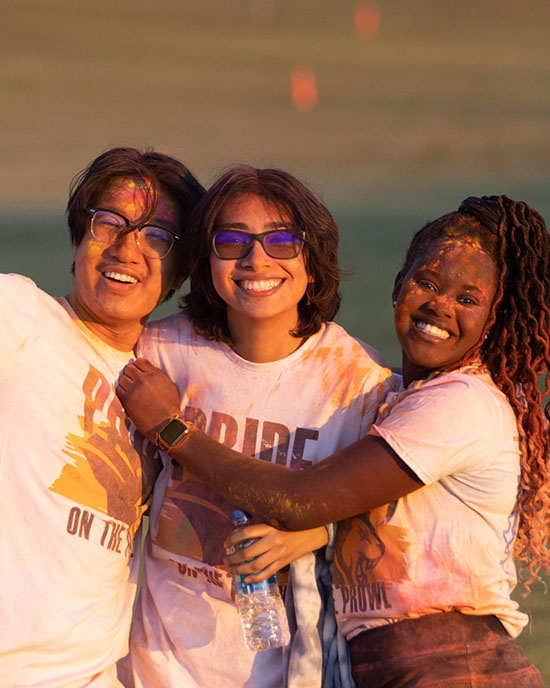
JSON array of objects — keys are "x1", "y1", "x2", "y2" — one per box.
[
  {"x1": 90, "y1": 210, "x2": 175, "y2": 258},
  {"x1": 213, "y1": 230, "x2": 303, "y2": 259}
]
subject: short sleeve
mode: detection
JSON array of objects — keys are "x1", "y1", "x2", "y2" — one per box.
[
  {"x1": 0, "y1": 274, "x2": 38, "y2": 359},
  {"x1": 370, "y1": 375, "x2": 504, "y2": 485}
]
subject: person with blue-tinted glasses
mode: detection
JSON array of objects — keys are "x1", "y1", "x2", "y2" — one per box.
[{"x1": 118, "y1": 165, "x2": 395, "y2": 688}]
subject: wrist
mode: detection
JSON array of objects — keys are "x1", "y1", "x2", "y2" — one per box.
[{"x1": 154, "y1": 414, "x2": 194, "y2": 453}]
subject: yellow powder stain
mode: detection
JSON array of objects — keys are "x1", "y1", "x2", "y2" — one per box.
[{"x1": 49, "y1": 415, "x2": 145, "y2": 528}]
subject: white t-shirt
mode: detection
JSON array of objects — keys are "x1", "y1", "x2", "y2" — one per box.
[
  {"x1": 0, "y1": 274, "x2": 157, "y2": 688},
  {"x1": 125, "y1": 313, "x2": 393, "y2": 688},
  {"x1": 333, "y1": 372, "x2": 528, "y2": 641}
]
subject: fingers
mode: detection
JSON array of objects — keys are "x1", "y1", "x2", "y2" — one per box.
[
  {"x1": 236, "y1": 561, "x2": 280, "y2": 584},
  {"x1": 224, "y1": 522, "x2": 295, "y2": 583},
  {"x1": 225, "y1": 539, "x2": 265, "y2": 565},
  {"x1": 132, "y1": 357, "x2": 158, "y2": 372},
  {"x1": 120, "y1": 358, "x2": 156, "y2": 381},
  {"x1": 227, "y1": 549, "x2": 281, "y2": 581},
  {"x1": 224, "y1": 524, "x2": 274, "y2": 550}
]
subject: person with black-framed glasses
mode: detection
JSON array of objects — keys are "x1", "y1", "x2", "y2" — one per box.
[
  {"x1": 86, "y1": 206, "x2": 182, "y2": 260},
  {"x1": 0, "y1": 147, "x2": 204, "y2": 688},
  {"x1": 118, "y1": 165, "x2": 396, "y2": 688}
]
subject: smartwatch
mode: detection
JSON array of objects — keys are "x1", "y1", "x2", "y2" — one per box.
[{"x1": 155, "y1": 415, "x2": 192, "y2": 452}]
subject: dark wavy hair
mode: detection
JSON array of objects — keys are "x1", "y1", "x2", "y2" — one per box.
[
  {"x1": 181, "y1": 165, "x2": 341, "y2": 343},
  {"x1": 67, "y1": 147, "x2": 205, "y2": 294},
  {"x1": 393, "y1": 195, "x2": 550, "y2": 592}
]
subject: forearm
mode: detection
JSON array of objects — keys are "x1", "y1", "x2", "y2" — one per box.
[
  {"x1": 173, "y1": 427, "x2": 331, "y2": 530},
  {"x1": 116, "y1": 359, "x2": 423, "y2": 528},
  {"x1": 167, "y1": 426, "x2": 422, "y2": 529}
]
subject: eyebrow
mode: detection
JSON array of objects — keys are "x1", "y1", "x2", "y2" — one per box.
[
  {"x1": 214, "y1": 221, "x2": 293, "y2": 231},
  {"x1": 98, "y1": 206, "x2": 177, "y2": 231},
  {"x1": 149, "y1": 217, "x2": 178, "y2": 231},
  {"x1": 415, "y1": 268, "x2": 486, "y2": 293}
]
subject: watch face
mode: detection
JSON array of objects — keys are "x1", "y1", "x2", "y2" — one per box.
[{"x1": 160, "y1": 419, "x2": 188, "y2": 446}]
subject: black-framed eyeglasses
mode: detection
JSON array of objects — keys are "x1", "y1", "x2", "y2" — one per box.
[
  {"x1": 86, "y1": 207, "x2": 180, "y2": 259},
  {"x1": 212, "y1": 229, "x2": 306, "y2": 260}
]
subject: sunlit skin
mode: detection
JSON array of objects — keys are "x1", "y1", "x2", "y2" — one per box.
[
  {"x1": 210, "y1": 193, "x2": 310, "y2": 362},
  {"x1": 393, "y1": 237, "x2": 497, "y2": 386},
  {"x1": 69, "y1": 177, "x2": 183, "y2": 351}
]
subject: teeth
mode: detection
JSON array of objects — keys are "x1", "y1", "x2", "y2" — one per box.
[
  {"x1": 104, "y1": 271, "x2": 138, "y2": 284},
  {"x1": 240, "y1": 279, "x2": 281, "y2": 292},
  {"x1": 416, "y1": 321, "x2": 450, "y2": 340}
]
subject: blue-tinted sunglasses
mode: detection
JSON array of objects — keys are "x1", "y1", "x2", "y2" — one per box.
[{"x1": 212, "y1": 229, "x2": 306, "y2": 260}]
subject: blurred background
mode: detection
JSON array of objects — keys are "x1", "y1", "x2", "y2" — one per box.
[{"x1": 2, "y1": 0, "x2": 549, "y2": 677}]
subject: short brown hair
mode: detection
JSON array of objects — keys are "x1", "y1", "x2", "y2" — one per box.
[
  {"x1": 67, "y1": 147, "x2": 204, "y2": 284},
  {"x1": 181, "y1": 165, "x2": 341, "y2": 344}
]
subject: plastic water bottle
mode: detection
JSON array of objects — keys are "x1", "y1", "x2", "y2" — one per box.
[{"x1": 230, "y1": 509, "x2": 291, "y2": 651}]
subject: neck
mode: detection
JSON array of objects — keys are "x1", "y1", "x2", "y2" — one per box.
[
  {"x1": 228, "y1": 315, "x2": 306, "y2": 363},
  {"x1": 66, "y1": 293, "x2": 142, "y2": 352}
]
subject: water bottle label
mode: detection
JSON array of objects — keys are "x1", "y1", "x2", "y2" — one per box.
[{"x1": 234, "y1": 574, "x2": 277, "y2": 596}]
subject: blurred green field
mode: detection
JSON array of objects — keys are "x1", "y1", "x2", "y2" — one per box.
[{"x1": 2, "y1": 0, "x2": 549, "y2": 682}]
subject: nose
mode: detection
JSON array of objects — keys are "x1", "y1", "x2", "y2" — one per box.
[
  {"x1": 239, "y1": 237, "x2": 272, "y2": 269},
  {"x1": 108, "y1": 228, "x2": 142, "y2": 262},
  {"x1": 424, "y1": 293, "x2": 452, "y2": 318}
]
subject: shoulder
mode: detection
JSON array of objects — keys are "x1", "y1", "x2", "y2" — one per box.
[
  {"x1": 374, "y1": 372, "x2": 518, "y2": 482},
  {"x1": 386, "y1": 372, "x2": 514, "y2": 433},
  {"x1": 0, "y1": 272, "x2": 39, "y2": 298},
  {"x1": 0, "y1": 272, "x2": 47, "y2": 320},
  {"x1": 142, "y1": 311, "x2": 193, "y2": 344},
  {"x1": 0, "y1": 274, "x2": 54, "y2": 352},
  {"x1": 417, "y1": 372, "x2": 507, "y2": 410},
  {"x1": 320, "y1": 321, "x2": 390, "y2": 369},
  {"x1": 139, "y1": 311, "x2": 217, "y2": 362}
]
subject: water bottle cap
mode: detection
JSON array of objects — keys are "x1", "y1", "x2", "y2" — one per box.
[{"x1": 231, "y1": 509, "x2": 252, "y2": 526}]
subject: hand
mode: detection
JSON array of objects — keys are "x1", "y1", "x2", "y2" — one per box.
[
  {"x1": 224, "y1": 523, "x2": 328, "y2": 583},
  {"x1": 116, "y1": 358, "x2": 181, "y2": 442}
]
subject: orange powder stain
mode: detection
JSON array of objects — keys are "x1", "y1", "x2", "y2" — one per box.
[
  {"x1": 354, "y1": 2, "x2": 380, "y2": 39},
  {"x1": 184, "y1": 383, "x2": 201, "y2": 400},
  {"x1": 311, "y1": 342, "x2": 379, "y2": 408},
  {"x1": 290, "y1": 64, "x2": 318, "y2": 111}
]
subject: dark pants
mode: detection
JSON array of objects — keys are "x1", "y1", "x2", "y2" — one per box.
[{"x1": 349, "y1": 611, "x2": 545, "y2": 687}]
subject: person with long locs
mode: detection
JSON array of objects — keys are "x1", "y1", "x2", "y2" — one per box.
[{"x1": 118, "y1": 195, "x2": 550, "y2": 686}]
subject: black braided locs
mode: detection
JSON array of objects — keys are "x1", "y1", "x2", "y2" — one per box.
[{"x1": 398, "y1": 195, "x2": 550, "y2": 593}]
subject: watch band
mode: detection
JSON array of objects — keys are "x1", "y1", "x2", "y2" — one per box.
[{"x1": 154, "y1": 414, "x2": 193, "y2": 453}]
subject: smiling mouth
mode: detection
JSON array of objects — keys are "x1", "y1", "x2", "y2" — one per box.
[
  {"x1": 238, "y1": 279, "x2": 282, "y2": 292},
  {"x1": 103, "y1": 271, "x2": 138, "y2": 284},
  {"x1": 415, "y1": 320, "x2": 451, "y2": 340}
]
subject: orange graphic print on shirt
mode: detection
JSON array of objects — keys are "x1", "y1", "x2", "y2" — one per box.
[
  {"x1": 154, "y1": 404, "x2": 321, "y2": 565},
  {"x1": 49, "y1": 365, "x2": 157, "y2": 532},
  {"x1": 332, "y1": 507, "x2": 410, "y2": 615},
  {"x1": 334, "y1": 506, "x2": 410, "y2": 586}
]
